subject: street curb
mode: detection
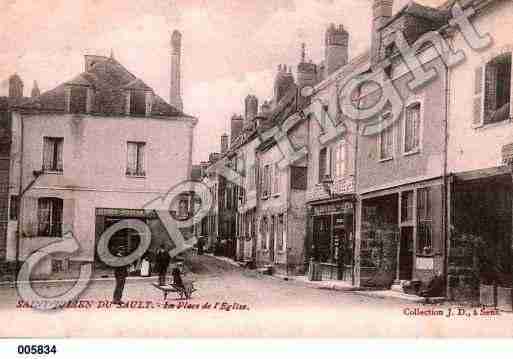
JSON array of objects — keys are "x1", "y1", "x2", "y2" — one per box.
[{"x1": 271, "y1": 274, "x2": 362, "y2": 292}]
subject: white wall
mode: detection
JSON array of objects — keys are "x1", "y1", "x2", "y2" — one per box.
[{"x1": 8, "y1": 111, "x2": 196, "y2": 263}]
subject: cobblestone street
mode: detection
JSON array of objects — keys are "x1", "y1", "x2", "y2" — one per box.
[{"x1": 0, "y1": 255, "x2": 511, "y2": 337}]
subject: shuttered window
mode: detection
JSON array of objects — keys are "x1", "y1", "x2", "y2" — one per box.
[
  {"x1": 334, "y1": 142, "x2": 345, "y2": 179},
  {"x1": 273, "y1": 163, "x2": 280, "y2": 194}
]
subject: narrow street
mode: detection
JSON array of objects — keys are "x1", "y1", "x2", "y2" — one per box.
[{"x1": 0, "y1": 255, "x2": 511, "y2": 337}]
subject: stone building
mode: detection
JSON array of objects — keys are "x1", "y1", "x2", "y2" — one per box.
[{"x1": 8, "y1": 41, "x2": 197, "y2": 276}]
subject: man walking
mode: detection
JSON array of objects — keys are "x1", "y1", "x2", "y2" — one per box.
[
  {"x1": 112, "y1": 249, "x2": 130, "y2": 304},
  {"x1": 155, "y1": 244, "x2": 171, "y2": 286}
]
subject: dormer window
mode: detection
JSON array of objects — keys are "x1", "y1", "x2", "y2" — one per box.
[
  {"x1": 130, "y1": 89, "x2": 146, "y2": 116},
  {"x1": 65, "y1": 85, "x2": 94, "y2": 114},
  {"x1": 125, "y1": 89, "x2": 154, "y2": 116}
]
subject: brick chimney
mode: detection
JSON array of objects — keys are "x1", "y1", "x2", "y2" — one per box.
[
  {"x1": 221, "y1": 133, "x2": 229, "y2": 154},
  {"x1": 230, "y1": 114, "x2": 244, "y2": 144},
  {"x1": 297, "y1": 43, "x2": 318, "y2": 89},
  {"x1": 371, "y1": 0, "x2": 394, "y2": 66},
  {"x1": 325, "y1": 24, "x2": 349, "y2": 77},
  {"x1": 244, "y1": 95, "x2": 258, "y2": 128}
]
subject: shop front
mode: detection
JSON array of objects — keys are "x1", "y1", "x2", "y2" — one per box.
[
  {"x1": 308, "y1": 198, "x2": 355, "y2": 282},
  {"x1": 359, "y1": 179, "x2": 445, "y2": 291}
]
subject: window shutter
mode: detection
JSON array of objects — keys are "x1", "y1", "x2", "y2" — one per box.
[
  {"x1": 473, "y1": 66, "x2": 484, "y2": 126},
  {"x1": 138, "y1": 144, "x2": 145, "y2": 175},
  {"x1": 62, "y1": 198, "x2": 75, "y2": 235},
  {"x1": 127, "y1": 142, "x2": 137, "y2": 174},
  {"x1": 56, "y1": 139, "x2": 63, "y2": 171},
  {"x1": 22, "y1": 196, "x2": 38, "y2": 237}
]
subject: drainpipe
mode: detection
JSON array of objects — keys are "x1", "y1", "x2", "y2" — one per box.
[
  {"x1": 14, "y1": 114, "x2": 43, "y2": 283},
  {"x1": 442, "y1": 42, "x2": 451, "y2": 298}
]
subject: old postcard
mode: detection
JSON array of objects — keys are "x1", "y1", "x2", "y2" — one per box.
[{"x1": 1, "y1": 0, "x2": 513, "y2": 340}]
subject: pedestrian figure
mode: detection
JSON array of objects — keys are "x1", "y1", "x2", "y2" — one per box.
[
  {"x1": 155, "y1": 244, "x2": 171, "y2": 286},
  {"x1": 112, "y1": 249, "x2": 129, "y2": 304},
  {"x1": 172, "y1": 265, "x2": 184, "y2": 290},
  {"x1": 140, "y1": 254, "x2": 151, "y2": 277}
]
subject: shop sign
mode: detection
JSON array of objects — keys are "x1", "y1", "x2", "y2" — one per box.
[
  {"x1": 313, "y1": 202, "x2": 353, "y2": 216},
  {"x1": 96, "y1": 208, "x2": 155, "y2": 218}
]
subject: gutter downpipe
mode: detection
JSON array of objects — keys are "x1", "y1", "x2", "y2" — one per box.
[
  {"x1": 442, "y1": 40, "x2": 451, "y2": 299},
  {"x1": 15, "y1": 113, "x2": 24, "y2": 284}
]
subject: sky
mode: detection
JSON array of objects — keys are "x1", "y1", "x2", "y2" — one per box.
[{"x1": 0, "y1": 0, "x2": 446, "y2": 163}]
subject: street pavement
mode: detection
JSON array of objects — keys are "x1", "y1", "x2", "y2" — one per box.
[{"x1": 0, "y1": 255, "x2": 512, "y2": 337}]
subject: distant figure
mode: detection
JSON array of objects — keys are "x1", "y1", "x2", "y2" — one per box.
[
  {"x1": 172, "y1": 266, "x2": 184, "y2": 290},
  {"x1": 112, "y1": 249, "x2": 129, "y2": 304},
  {"x1": 197, "y1": 237, "x2": 204, "y2": 255},
  {"x1": 140, "y1": 254, "x2": 151, "y2": 277},
  {"x1": 155, "y1": 245, "x2": 171, "y2": 286}
]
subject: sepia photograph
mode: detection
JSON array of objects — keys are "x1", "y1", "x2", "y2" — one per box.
[{"x1": 0, "y1": 0, "x2": 513, "y2": 344}]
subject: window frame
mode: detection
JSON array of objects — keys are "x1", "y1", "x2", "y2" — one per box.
[
  {"x1": 334, "y1": 141, "x2": 346, "y2": 179},
  {"x1": 402, "y1": 99, "x2": 423, "y2": 156},
  {"x1": 483, "y1": 52, "x2": 512, "y2": 126},
  {"x1": 42, "y1": 137, "x2": 64, "y2": 173},
  {"x1": 126, "y1": 141, "x2": 146, "y2": 177},
  {"x1": 377, "y1": 112, "x2": 395, "y2": 162},
  {"x1": 37, "y1": 197, "x2": 63, "y2": 237}
]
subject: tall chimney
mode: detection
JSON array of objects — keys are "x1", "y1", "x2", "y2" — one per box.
[
  {"x1": 231, "y1": 114, "x2": 244, "y2": 144},
  {"x1": 8, "y1": 74, "x2": 23, "y2": 99},
  {"x1": 324, "y1": 24, "x2": 349, "y2": 77},
  {"x1": 31, "y1": 80, "x2": 40, "y2": 98},
  {"x1": 170, "y1": 30, "x2": 184, "y2": 111},
  {"x1": 244, "y1": 95, "x2": 258, "y2": 128},
  {"x1": 221, "y1": 133, "x2": 229, "y2": 154},
  {"x1": 297, "y1": 43, "x2": 318, "y2": 89},
  {"x1": 371, "y1": 0, "x2": 393, "y2": 66}
]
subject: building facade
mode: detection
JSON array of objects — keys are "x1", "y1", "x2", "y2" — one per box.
[{"x1": 8, "y1": 53, "x2": 197, "y2": 276}]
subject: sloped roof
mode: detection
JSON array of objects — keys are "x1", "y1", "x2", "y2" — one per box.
[{"x1": 17, "y1": 56, "x2": 192, "y2": 118}]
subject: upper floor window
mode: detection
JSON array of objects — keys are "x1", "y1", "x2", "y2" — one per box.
[
  {"x1": 127, "y1": 141, "x2": 145, "y2": 177},
  {"x1": 404, "y1": 103, "x2": 421, "y2": 154},
  {"x1": 378, "y1": 121, "x2": 394, "y2": 161},
  {"x1": 475, "y1": 53, "x2": 512, "y2": 126},
  {"x1": 273, "y1": 163, "x2": 280, "y2": 195},
  {"x1": 319, "y1": 147, "x2": 330, "y2": 182},
  {"x1": 334, "y1": 142, "x2": 345, "y2": 179},
  {"x1": 261, "y1": 164, "x2": 271, "y2": 198},
  {"x1": 38, "y1": 197, "x2": 63, "y2": 237},
  {"x1": 484, "y1": 53, "x2": 511, "y2": 124},
  {"x1": 43, "y1": 137, "x2": 63, "y2": 172}
]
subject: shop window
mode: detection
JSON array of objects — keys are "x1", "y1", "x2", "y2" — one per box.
[
  {"x1": 37, "y1": 197, "x2": 63, "y2": 237},
  {"x1": 127, "y1": 141, "x2": 145, "y2": 176},
  {"x1": 483, "y1": 53, "x2": 511, "y2": 124},
  {"x1": 277, "y1": 214, "x2": 285, "y2": 251},
  {"x1": 417, "y1": 188, "x2": 433, "y2": 255},
  {"x1": 43, "y1": 137, "x2": 63, "y2": 172},
  {"x1": 404, "y1": 103, "x2": 421, "y2": 154},
  {"x1": 401, "y1": 191, "x2": 414, "y2": 223},
  {"x1": 9, "y1": 195, "x2": 19, "y2": 221},
  {"x1": 260, "y1": 217, "x2": 268, "y2": 250}
]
